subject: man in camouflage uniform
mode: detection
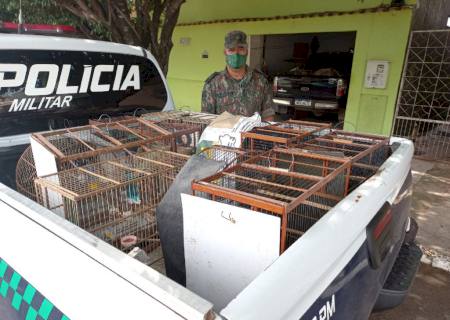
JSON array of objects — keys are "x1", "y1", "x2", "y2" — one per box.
[{"x1": 201, "y1": 30, "x2": 275, "y2": 121}]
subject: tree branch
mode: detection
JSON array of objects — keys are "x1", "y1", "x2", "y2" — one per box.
[
  {"x1": 111, "y1": 1, "x2": 141, "y2": 44},
  {"x1": 57, "y1": 0, "x2": 186, "y2": 75}
]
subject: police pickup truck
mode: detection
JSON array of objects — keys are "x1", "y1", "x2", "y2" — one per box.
[{"x1": 0, "y1": 34, "x2": 421, "y2": 320}]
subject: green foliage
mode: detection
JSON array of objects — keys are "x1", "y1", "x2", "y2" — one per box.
[
  {"x1": 0, "y1": 0, "x2": 184, "y2": 74},
  {"x1": 0, "y1": 0, "x2": 70, "y2": 24},
  {"x1": 0, "y1": 0, "x2": 108, "y2": 40}
]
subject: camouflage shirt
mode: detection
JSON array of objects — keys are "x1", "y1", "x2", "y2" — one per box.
[{"x1": 201, "y1": 67, "x2": 275, "y2": 119}]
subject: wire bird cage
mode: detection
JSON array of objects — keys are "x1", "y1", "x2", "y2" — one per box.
[
  {"x1": 175, "y1": 112, "x2": 217, "y2": 132},
  {"x1": 149, "y1": 119, "x2": 202, "y2": 155},
  {"x1": 140, "y1": 110, "x2": 190, "y2": 122},
  {"x1": 16, "y1": 146, "x2": 38, "y2": 201},
  {"x1": 241, "y1": 120, "x2": 331, "y2": 152},
  {"x1": 31, "y1": 120, "x2": 171, "y2": 171},
  {"x1": 141, "y1": 111, "x2": 217, "y2": 134},
  {"x1": 91, "y1": 116, "x2": 199, "y2": 154},
  {"x1": 89, "y1": 114, "x2": 135, "y2": 124},
  {"x1": 92, "y1": 112, "x2": 216, "y2": 155},
  {"x1": 35, "y1": 154, "x2": 175, "y2": 253},
  {"x1": 192, "y1": 149, "x2": 351, "y2": 253},
  {"x1": 93, "y1": 118, "x2": 170, "y2": 142},
  {"x1": 134, "y1": 150, "x2": 190, "y2": 180},
  {"x1": 197, "y1": 145, "x2": 258, "y2": 168},
  {"x1": 141, "y1": 110, "x2": 217, "y2": 127},
  {"x1": 294, "y1": 130, "x2": 390, "y2": 192}
]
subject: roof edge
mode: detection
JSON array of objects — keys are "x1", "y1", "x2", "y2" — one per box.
[{"x1": 177, "y1": 4, "x2": 414, "y2": 27}]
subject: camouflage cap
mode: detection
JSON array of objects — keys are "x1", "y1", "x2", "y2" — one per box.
[{"x1": 224, "y1": 30, "x2": 247, "y2": 49}]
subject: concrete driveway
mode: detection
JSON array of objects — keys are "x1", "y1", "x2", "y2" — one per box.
[
  {"x1": 410, "y1": 159, "x2": 450, "y2": 261},
  {"x1": 370, "y1": 263, "x2": 450, "y2": 320},
  {"x1": 371, "y1": 159, "x2": 450, "y2": 319}
]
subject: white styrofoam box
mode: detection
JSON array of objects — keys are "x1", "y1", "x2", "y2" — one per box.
[{"x1": 182, "y1": 194, "x2": 280, "y2": 310}]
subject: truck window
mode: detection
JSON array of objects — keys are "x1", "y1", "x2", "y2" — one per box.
[{"x1": 0, "y1": 49, "x2": 167, "y2": 136}]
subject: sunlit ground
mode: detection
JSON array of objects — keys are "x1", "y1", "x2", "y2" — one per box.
[{"x1": 371, "y1": 159, "x2": 450, "y2": 319}]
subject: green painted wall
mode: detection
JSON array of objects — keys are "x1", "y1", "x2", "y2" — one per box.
[
  {"x1": 177, "y1": 0, "x2": 416, "y2": 24},
  {"x1": 167, "y1": 1, "x2": 414, "y2": 135}
]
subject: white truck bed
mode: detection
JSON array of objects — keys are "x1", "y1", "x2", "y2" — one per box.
[{"x1": 0, "y1": 138, "x2": 413, "y2": 320}]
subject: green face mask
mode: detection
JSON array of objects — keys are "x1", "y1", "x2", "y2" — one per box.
[{"x1": 226, "y1": 53, "x2": 247, "y2": 69}]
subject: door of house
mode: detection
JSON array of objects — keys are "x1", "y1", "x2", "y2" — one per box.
[{"x1": 392, "y1": 30, "x2": 450, "y2": 161}]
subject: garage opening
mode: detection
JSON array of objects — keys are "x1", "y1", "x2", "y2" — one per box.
[{"x1": 249, "y1": 32, "x2": 356, "y2": 125}]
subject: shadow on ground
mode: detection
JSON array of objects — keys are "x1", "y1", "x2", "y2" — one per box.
[
  {"x1": 370, "y1": 263, "x2": 450, "y2": 320},
  {"x1": 410, "y1": 160, "x2": 450, "y2": 257}
]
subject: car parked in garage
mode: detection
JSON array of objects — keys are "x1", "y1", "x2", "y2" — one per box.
[{"x1": 272, "y1": 70, "x2": 348, "y2": 119}]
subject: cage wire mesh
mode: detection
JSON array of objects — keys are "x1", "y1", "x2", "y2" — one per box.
[
  {"x1": 31, "y1": 120, "x2": 175, "y2": 171},
  {"x1": 150, "y1": 119, "x2": 202, "y2": 155},
  {"x1": 34, "y1": 152, "x2": 176, "y2": 253},
  {"x1": 89, "y1": 119, "x2": 175, "y2": 156},
  {"x1": 89, "y1": 115, "x2": 135, "y2": 124},
  {"x1": 143, "y1": 112, "x2": 217, "y2": 153},
  {"x1": 175, "y1": 112, "x2": 217, "y2": 132},
  {"x1": 267, "y1": 120, "x2": 331, "y2": 135},
  {"x1": 141, "y1": 110, "x2": 217, "y2": 130},
  {"x1": 16, "y1": 145, "x2": 38, "y2": 201},
  {"x1": 197, "y1": 145, "x2": 255, "y2": 167},
  {"x1": 133, "y1": 150, "x2": 190, "y2": 180},
  {"x1": 94, "y1": 120, "x2": 158, "y2": 144},
  {"x1": 192, "y1": 149, "x2": 350, "y2": 252},
  {"x1": 241, "y1": 128, "x2": 300, "y2": 151},
  {"x1": 45, "y1": 126, "x2": 116, "y2": 156},
  {"x1": 140, "y1": 110, "x2": 190, "y2": 122},
  {"x1": 241, "y1": 120, "x2": 331, "y2": 152},
  {"x1": 27, "y1": 116, "x2": 390, "y2": 255},
  {"x1": 294, "y1": 130, "x2": 390, "y2": 192},
  {"x1": 92, "y1": 112, "x2": 216, "y2": 154}
]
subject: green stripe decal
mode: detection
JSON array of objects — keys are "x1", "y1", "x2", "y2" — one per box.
[
  {"x1": 12, "y1": 291, "x2": 23, "y2": 310},
  {"x1": 23, "y1": 284, "x2": 37, "y2": 304},
  {"x1": 0, "y1": 279, "x2": 8, "y2": 297},
  {"x1": 39, "y1": 299, "x2": 54, "y2": 319},
  {"x1": 26, "y1": 307, "x2": 39, "y2": 320},
  {"x1": 0, "y1": 257, "x2": 69, "y2": 320},
  {"x1": 10, "y1": 271, "x2": 21, "y2": 290},
  {"x1": 0, "y1": 260, "x2": 7, "y2": 277}
]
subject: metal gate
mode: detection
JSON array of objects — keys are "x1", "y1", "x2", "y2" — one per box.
[{"x1": 393, "y1": 30, "x2": 450, "y2": 161}]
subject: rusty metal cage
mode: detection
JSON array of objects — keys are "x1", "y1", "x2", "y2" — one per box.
[
  {"x1": 241, "y1": 120, "x2": 331, "y2": 151},
  {"x1": 35, "y1": 154, "x2": 175, "y2": 253},
  {"x1": 295, "y1": 130, "x2": 390, "y2": 192},
  {"x1": 16, "y1": 146, "x2": 38, "y2": 201},
  {"x1": 192, "y1": 149, "x2": 351, "y2": 252}
]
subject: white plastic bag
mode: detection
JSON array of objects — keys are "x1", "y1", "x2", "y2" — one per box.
[{"x1": 197, "y1": 112, "x2": 262, "y2": 151}]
